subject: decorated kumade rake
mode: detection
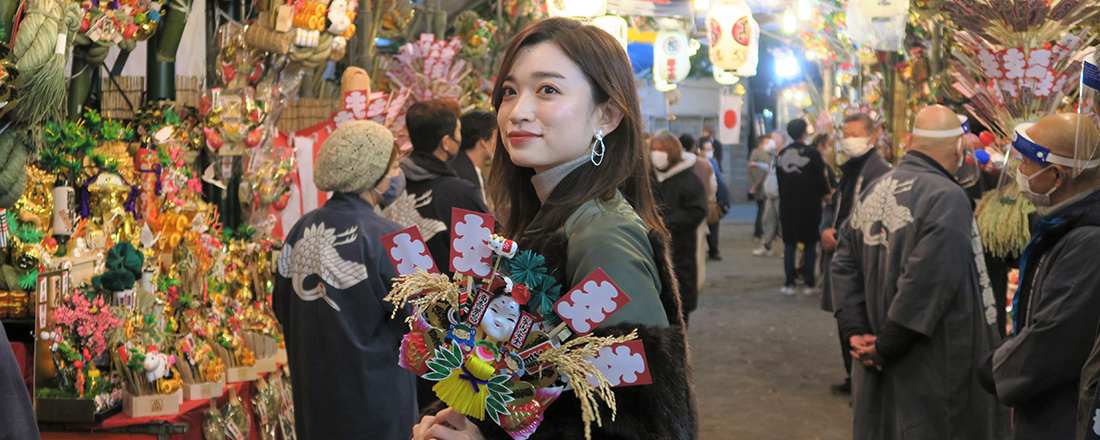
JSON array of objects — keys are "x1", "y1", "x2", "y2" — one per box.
[
  {"x1": 944, "y1": 0, "x2": 1100, "y2": 259},
  {"x1": 382, "y1": 208, "x2": 652, "y2": 440}
]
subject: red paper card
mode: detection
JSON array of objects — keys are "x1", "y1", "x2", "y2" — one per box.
[
  {"x1": 449, "y1": 208, "x2": 494, "y2": 278},
  {"x1": 381, "y1": 226, "x2": 438, "y2": 275},
  {"x1": 586, "y1": 339, "x2": 651, "y2": 387},
  {"x1": 553, "y1": 268, "x2": 631, "y2": 335}
]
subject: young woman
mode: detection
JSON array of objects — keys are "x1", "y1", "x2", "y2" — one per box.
[
  {"x1": 412, "y1": 17, "x2": 697, "y2": 440},
  {"x1": 651, "y1": 131, "x2": 708, "y2": 325}
]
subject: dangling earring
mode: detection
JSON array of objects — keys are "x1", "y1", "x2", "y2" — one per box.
[{"x1": 591, "y1": 129, "x2": 605, "y2": 166}]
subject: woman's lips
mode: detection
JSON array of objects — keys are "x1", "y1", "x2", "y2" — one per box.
[{"x1": 508, "y1": 131, "x2": 540, "y2": 144}]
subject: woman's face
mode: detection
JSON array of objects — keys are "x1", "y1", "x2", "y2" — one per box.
[
  {"x1": 481, "y1": 295, "x2": 521, "y2": 342},
  {"x1": 498, "y1": 42, "x2": 612, "y2": 173}
]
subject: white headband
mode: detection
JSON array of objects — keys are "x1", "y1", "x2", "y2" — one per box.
[{"x1": 912, "y1": 127, "x2": 965, "y2": 138}]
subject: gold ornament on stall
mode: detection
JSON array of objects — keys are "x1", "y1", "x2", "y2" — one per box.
[{"x1": 14, "y1": 166, "x2": 56, "y2": 230}]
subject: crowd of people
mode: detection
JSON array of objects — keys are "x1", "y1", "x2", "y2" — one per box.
[
  {"x1": 7, "y1": 15, "x2": 1100, "y2": 440},
  {"x1": 253, "y1": 16, "x2": 1100, "y2": 440},
  {"x1": 744, "y1": 98, "x2": 1100, "y2": 439}
]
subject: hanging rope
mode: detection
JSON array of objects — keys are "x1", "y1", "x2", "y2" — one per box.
[{"x1": 10, "y1": 0, "x2": 79, "y2": 133}]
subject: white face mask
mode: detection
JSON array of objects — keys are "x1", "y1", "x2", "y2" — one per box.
[
  {"x1": 764, "y1": 140, "x2": 777, "y2": 153},
  {"x1": 704, "y1": 150, "x2": 714, "y2": 159},
  {"x1": 839, "y1": 137, "x2": 873, "y2": 160},
  {"x1": 651, "y1": 150, "x2": 669, "y2": 169},
  {"x1": 1015, "y1": 166, "x2": 1057, "y2": 207}
]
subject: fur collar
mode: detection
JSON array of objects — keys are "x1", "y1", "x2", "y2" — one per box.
[{"x1": 655, "y1": 153, "x2": 697, "y2": 183}]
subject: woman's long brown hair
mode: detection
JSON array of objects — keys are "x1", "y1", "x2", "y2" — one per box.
[{"x1": 488, "y1": 17, "x2": 666, "y2": 238}]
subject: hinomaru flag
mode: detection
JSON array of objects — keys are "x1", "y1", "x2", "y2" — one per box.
[{"x1": 719, "y1": 95, "x2": 744, "y2": 145}]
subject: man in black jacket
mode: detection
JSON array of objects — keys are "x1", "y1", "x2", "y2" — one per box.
[
  {"x1": 976, "y1": 113, "x2": 1100, "y2": 440},
  {"x1": 449, "y1": 110, "x2": 496, "y2": 202},
  {"x1": 401, "y1": 99, "x2": 490, "y2": 276},
  {"x1": 776, "y1": 118, "x2": 831, "y2": 295},
  {"x1": 820, "y1": 113, "x2": 891, "y2": 395}
]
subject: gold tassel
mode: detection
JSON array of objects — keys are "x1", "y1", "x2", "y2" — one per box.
[
  {"x1": 384, "y1": 269, "x2": 462, "y2": 321},
  {"x1": 537, "y1": 330, "x2": 639, "y2": 440},
  {"x1": 433, "y1": 355, "x2": 495, "y2": 420}
]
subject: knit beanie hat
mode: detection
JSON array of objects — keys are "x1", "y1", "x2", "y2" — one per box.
[{"x1": 314, "y1": 120, "x2": 394, "y2": 194}]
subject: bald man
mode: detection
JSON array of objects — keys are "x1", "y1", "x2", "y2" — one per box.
[
  {"x1": 974, "y1": 114, "x2": 1100, "y2": 440},
  {"x1": 832, "y1": 105, "x2": 1007, "y2": 440}
]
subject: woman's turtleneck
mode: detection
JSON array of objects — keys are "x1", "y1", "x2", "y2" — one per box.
[{"x1": 531, "y1": 155, "x2": 591, "y2": 204}]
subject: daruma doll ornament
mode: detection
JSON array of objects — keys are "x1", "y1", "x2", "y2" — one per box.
[{"x1": 707, "y1": 0, "x2": 756, "y2": 71}]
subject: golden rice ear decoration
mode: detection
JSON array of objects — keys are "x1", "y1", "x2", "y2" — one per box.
[
  {"x1": 537, "y1": 330, "x2": 638, "y2": 440},
  {"x1": 384, "y1": 268, "x2": 462, "y2": 321}
]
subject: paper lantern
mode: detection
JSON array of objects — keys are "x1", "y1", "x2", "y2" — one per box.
[
  {"x1": 654, "y1": 30, "x2": 692, "y2": 91},
  {"x1": 706, "y1": 0, "x2": 756, "y2": 71},
  {"x1": 845, "y1": 0, "x2": 908, "y2": 51},
  {"x1": 591, "y1": 15, "x2": 628, "y2": 50},
  {"x1": 547, "y1": 0, "x2": 605, "y2": 18}
]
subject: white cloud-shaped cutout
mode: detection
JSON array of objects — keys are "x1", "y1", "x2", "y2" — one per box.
[
  {"x1": 389, "y1": 232, "x2": 434, "y2": 275},
  {"x1": 558, "y1": 280, "x2": 620, "y2": 334},
  {"x1": 451, "y1": 214, "x2": 492, "y2": 277},
  {"x1": 586, "y1": 345, "x2": 646, "y2": 387}
]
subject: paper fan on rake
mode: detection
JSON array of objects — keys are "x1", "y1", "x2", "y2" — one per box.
[{"x1": 387, "y1": 35, "x2": 471, "y2": 106}]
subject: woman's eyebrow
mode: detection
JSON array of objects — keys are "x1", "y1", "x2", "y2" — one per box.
[{"x1": 503, "y1": 71, "x2": 567, "y2": 83}]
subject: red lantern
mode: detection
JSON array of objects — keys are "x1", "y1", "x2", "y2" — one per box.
[{"x1": 979, "y1": 131, "x2": 996, "y2": 146}]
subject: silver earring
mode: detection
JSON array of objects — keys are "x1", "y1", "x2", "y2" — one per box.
[{"x1": 591, "y1": 129, "x2": 605, "y2": 166}]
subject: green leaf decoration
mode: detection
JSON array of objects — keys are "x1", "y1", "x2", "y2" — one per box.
[
  {"x1": 426, "y1": 361, "x2": 450, "y2": 375},
  {"x1": 488, "y1": 375, "x2": 509, "y2": 385},
  {"x1": 487, "y1": 383, "x2": 510, "y2": 395},
  {"x1": 424, "y1": 371, "x2": 450, "y2": 381}
]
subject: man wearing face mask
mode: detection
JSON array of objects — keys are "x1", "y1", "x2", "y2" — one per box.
[
  {"x1": 974, "y1": 113, "x2": 1100, "y2": 440},
  {"x1": 832, "y1": 105, "x2": 1006, "y2": 440},
  {"x1": 820, "y1": 113, "x2": 892, "y2": 396},
  {"x1": 400, "y1": 99, "x2": 490, "y2": 276}
]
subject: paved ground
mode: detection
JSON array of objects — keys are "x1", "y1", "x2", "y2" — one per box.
[{"x1": 689, "y1": 212, "x2": 853, "y2": 440}]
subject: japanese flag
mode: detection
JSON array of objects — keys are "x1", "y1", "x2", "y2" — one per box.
[{"x1": 719, "y1": 94, "x2": 744, "y2": 145}]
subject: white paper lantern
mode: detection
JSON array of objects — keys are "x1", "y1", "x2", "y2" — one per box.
[
  {"x1": 707, "y1": 0, "x2": 756, "y2": 71},
  {"x1": 654, "y1": 30, "x2": 692, "y2": 91},
  {"x1": 590, "y1": 15, "x2": 628, "y2": 50},
  {"x1": 845, "y1": 0, "x2": 908, "y2": 51},
  {"x1": 547, "y1": 0, "x2": 605, "y2": 18}
]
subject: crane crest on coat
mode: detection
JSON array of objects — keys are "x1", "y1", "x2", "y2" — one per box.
[
  {"x1": 382, "y1": 190, "x2": 447, "y2": 241},
  {"x1": 849, "y1": 176, "x2": 916, "y2": 247},
  {"x1": 778, "y1": 148, "x2": 811, "y2": 173},
  {"x1": 277, "y1": 222, "x2": 368, "y2": 311}
]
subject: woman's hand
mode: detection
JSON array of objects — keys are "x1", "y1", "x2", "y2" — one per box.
[{"x1": 412, "y1": 408, "x2": 486, "y2": 440}]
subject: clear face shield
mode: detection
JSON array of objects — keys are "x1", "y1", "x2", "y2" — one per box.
[
  {"x1": 954, "y1": 115, "x2": 982, "y2": 188},
  {"x1": 1076, "y1": 49, "x2": 1100, "y2": 177}
]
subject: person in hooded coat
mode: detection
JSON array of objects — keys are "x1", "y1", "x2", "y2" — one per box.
[
  {"x1": 400, "y1": 99, "x2": 490, "y2": 275},
  {"x1": 652, "y1": 131, "x2": 708, "y2": 324},
  {"x1": 832, "y1": 105, "x2": 1007, "y2": 440},
  {"x1": 776, "y1": 119, "x2": 831, "y2": 294},
  {"x1": 273, "y1": 120, "x2": 418, "y2": 440},
  {"x1": 969, "y1": 114, "x2": 1100, "y2": 440}
]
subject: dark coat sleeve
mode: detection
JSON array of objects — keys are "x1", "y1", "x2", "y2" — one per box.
[
  {"x1": 993, "y1": 228, "x2": 1100, "y2": 407},
  {"x1": 830, "y1": 221, "x2": 871, "y2": 339},
  {"x1": 822, "y1": 191, "x2": 839, "y2": 232}
]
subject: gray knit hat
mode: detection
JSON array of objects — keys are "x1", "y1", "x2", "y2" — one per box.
[{"x1": 314, "y1": 120, "x2": 395, "y2": 194}]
